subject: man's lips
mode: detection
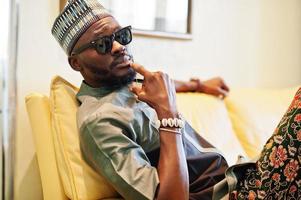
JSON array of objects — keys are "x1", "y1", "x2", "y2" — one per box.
[
  {"x1": 115, "y1": 61, "x2": 131, "y2": 69},
  {"x1": 111, "y1": 55, "x2": 132, "y2": 69}
]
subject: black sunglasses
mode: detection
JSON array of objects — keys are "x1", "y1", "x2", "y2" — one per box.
[{"x1": 71, "y1": 26, "x2": 132, "y2": 56}]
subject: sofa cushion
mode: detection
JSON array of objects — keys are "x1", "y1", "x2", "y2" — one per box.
[
  {"x1": 225, "y1": 87, "x2": 299, "y2": 158},
  {"x1": 176, "y1": 93, "x2": 246, "y2": 165},
  {"x1": 49, "y1": 76, "x2": 119, "y2": 200},
  {"x1": 25, "y1": 93, "x2": 68, "y2": 200}
]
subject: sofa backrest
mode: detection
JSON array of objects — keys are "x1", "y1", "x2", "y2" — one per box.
[
  {"x1": 176, "y1": 93, "x2": 246, "y2": 165},
  {"x1": 225, "y1": 87, "x2": 299, "y2": 158}
]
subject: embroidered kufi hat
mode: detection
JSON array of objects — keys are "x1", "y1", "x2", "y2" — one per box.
[{"x1": 51, "y1": 0, "x2": 111, "y2": 55}]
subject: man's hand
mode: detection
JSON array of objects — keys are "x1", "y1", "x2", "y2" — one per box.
[
  {"x1": 130, "y1": 63, "x2": 178, "y2": 119},
  {"x1": 175, "y1": 77, "x2": 230, "y2": 99},
  {"x1": 130, "y1": 63, "x2": 189, "y2": 200},
  {"x1": 193, "y1": 77, "x2": 230, "y2": 99}
]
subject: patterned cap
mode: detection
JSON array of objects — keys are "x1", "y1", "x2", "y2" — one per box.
[{"x1": 51, "y1": 0, "x2": 111, "y2": 56}]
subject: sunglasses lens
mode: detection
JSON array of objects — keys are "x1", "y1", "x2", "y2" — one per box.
[
  {"x1": 115, "y1": 27, "x2": 132, "y2": 45},
  {"x1": 93, "y1": 27, "x2": 132, "y2": 54},
  {"x1": 95, "y1": 37, "x2": 112, "y2": 54}
]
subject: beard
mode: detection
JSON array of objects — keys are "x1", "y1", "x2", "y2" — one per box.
[
  {"x1": 80, "y1": 49, "x2": 137, "y2": 88},
  {"x1": 99, "y1": 68, "x2": 136, "y2": 88},
  {"x1": 84, "y1": 60, "x2": 137, "y2": 88}
]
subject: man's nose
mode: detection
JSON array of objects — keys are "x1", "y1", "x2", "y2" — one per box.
[{"x1": 111, "y1": 40, "x2": 125, "y2": 55}]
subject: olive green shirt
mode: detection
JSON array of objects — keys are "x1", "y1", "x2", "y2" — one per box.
[
  {"x1": 76, "y1": 82, "x2": 161, "y2": 200},
  {"x1": 76, "y1": 81, "x2": 234, "y2": 200}
]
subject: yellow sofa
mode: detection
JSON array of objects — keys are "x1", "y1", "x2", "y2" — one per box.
[{"x1": 25, "y1": 76, "x2": 298, "y2": 200}]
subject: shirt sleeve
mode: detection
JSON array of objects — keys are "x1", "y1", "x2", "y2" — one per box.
[{"x1": 79, "y1": 114, "x2": 160, "y2": 200}]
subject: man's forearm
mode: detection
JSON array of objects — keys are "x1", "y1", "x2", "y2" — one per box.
[
  {"x1": 174, "y1": 79, "x2": 203, "y2": 93},
  {"x1": 156, "y1": 130, "x2": 189, "y2": 200},
  {"x1": 174, "y1": 78, "x2": 230, "y2": 99}
]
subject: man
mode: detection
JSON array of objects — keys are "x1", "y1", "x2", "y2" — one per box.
[
  {"x1": 52, "y1": 1, "x2": 301, "y2": 199},
  {"x1": 52, "y1": 1, "x2": 229, "y2": 199}
]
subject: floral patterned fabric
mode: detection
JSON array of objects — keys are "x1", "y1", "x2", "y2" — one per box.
[{"x1": 233, "y1": 88, "x2": 301, "y2": 200}]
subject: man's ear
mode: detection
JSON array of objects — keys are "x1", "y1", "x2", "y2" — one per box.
[{"x1": 68, "y1": 55, "x2": 82, "y2": 72}]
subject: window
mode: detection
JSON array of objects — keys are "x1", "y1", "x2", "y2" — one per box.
[{"x1": 60, "y1": 0, "x2": 192, "y2": 39}]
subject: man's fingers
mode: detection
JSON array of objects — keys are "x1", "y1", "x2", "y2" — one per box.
[
  {"x1": 210, "y1": 88, "x2": 228, "y2": 99},
  {"x1": 221, "y1": 81, "x2": 230, "y2": 92},
  {"x1": 130, "y1": 86, "x2": 148, "y2": 102},
  {"x1": 217, "y1": 88, "x2": 228, "y2": 99},
  {"x1": 129, "y1": 85, "x2": 141, "y2": 96},
  {"x1": 130, "y1": 63, "x2": 151, "y2": 77}
]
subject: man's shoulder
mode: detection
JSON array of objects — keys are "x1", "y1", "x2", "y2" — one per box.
[{"x1": 77, "y1": 95, "x2": 135, "y2": 131}]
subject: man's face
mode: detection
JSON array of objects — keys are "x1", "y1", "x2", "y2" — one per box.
[{"x1": 69, "y1": 16, "x2": 136, "y2": 88}]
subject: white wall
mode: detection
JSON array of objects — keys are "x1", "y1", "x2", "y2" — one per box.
[
  {"x1": 15, "y1": 0, "x2": 301, "y2": 199},
  {"x1": 131, "y1": 0, "x2": 301, "y2": 88},
  {"x1": 15, "y1": 0, "x2": 81, "y2": 199}
]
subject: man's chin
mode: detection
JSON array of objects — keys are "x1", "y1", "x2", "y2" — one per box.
[{"x1": 102, "y1": 70, "x2": 136, "y2": 88}]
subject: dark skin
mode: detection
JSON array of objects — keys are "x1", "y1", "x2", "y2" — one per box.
[
  {"x1": 68, "y1": 16, "x2": 228, "y2": 200},
  {"x1": 68, "y1": 15, "x2": 136, "y2": 88},
  {"x1": 175, "y1": 77, "x2": 230, "y2": 99}
]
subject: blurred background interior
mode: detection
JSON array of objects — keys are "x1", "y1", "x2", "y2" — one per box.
[{"x1": 1, "y1": 0, "x2": 301, "y2": 199}]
